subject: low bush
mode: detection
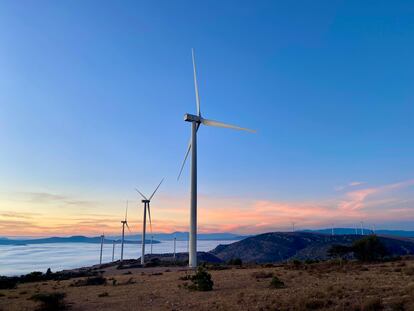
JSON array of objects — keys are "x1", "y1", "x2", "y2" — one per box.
[
  {"x1": 404, "y1": 266, "x2": 414, "y2": 276},
  {"x1": 71, "y1": 276, "x2": 106, "y2": 287},
  {"x1": 360, "y1": 297, "x2": 383, "y2": 311},
  {"x1": 0, "y1": 277, "x2": 18, "y2": 289},
  {"x1": 227, "y1": 258, "x2": 242, "y2": 266},
  {"x1": 252, "y1": 271, "x2": 273, "y2": 279},
  {"x1": 30, "y1": 292, "x2": 68, "y2": 311},
  {"x1": 269, "y1": 276, "x2": 285, "y2": 289},
  {"x1": 187, "y1": 267, "x2": 213, "y2": 291},
  {"x1": 353, "y1": 236, "x2": 388, "y2": 262},
  {"x1": 98, "y1": 292, "x2": 109, "y2": 297}
]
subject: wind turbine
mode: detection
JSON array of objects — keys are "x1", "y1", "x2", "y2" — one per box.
[
  {"x1": 120, "y1": 201, "x2": 131, "y2": 262},
  {"x1": 173, "y1": 236, "x2": 176, "y2": 261},
  {"x1": 178, "y1": 49, "x2": 255, "y2": 268},
  {"x1": 112, "y1": 240, "x2": 116, "y2": 261},
  {"x1": 135, "y1": 178, "x2": 164, "y2": 265},
  {"x1": 99, "y1": 233, "x2": 104, "y2": 264}
]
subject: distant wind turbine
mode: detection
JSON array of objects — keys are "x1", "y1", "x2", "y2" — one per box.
[
  {"x1": 135, "y1": 178, "x2": 164, "y2": 265},
  {"x1": 99, "y1": 233, "x2": 104, "y2": 264},
  {"x1": 150, "y1": 235, "x2": 154, "y2": 255},
  {"x1": 178, "y1": 49, "x2": 255, "y2": 268},
  {"x1": 173, "y1": 236, "x2": 176, "y2": 260},
  {"x1": 331, "y1": 224, "x2": 334, "y2": 236},
  {"x1": 360, "y1": 221, "x2": 364, "y2": 235},
  {"x1": 120, "y1": 201, "x2": 131, "y2": 262},
  {"x1": 112, "y1": 240, "x2": 116, "y2": 261}
]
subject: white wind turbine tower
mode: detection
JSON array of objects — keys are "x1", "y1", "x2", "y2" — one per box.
[
  {"x1": 178, "y1": 49, "x2": 255, "y2": 268},
  {"x1": 99, "y1": 233, "x2": 104, "y2": 264},
  {"x1": 112, "y1": 240, "x2": 116, "y2": 261},
  {"x1": 135, "y1": 178, "x2": 164, "y2": 265},
  {"x1": 120, "y1": 201, "x2": 131, "y2": 262}
]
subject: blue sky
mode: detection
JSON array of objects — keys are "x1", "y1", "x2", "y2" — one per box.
[{"x1": 0, "y1": 1, "x2": 413, "y2": 235}]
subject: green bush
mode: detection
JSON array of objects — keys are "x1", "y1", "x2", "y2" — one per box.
[
  {"x1": 328, "y1": 244, "x2": 353, "y2": 258},
  {"x1": 353, "y1": 236, "x2": 388, "y2": 262},
  {"x1": 269, "y1": 276, "x2": 285, "y2": 289},
  {"x1": 360, "y1": 297, "x2": 383, "y2": 311},
  {"x1": 188, "y1": 267, "x2": 213, "y2": 291},
  {"x1": 30, "y1": 292, "x2": 67, "y2": 311},
  {"x1": 0, "y1": 276, "x2": 18, "y2": 289},
  {"x1": 227, "y1": 258, "x2": 242, "y2": 266},
  {"x1": 71, "y1": 276, "x2": 106, "y2": 287},
  {"x1": 252, "y1": 271, "x2": 273, "y2": 279}
]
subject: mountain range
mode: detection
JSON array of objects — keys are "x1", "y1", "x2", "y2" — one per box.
[
  {"x1": 107, "y1": 232, "x2": 246, "y2": 241},
  {"x1": 211, "y1": 232, "x2": 414, "y2": 263}
]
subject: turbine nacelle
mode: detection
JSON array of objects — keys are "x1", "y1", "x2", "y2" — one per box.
[
  {"x1": 142, "y1": 199, "x2": 150, "y2": 203},
  {"x1": 184, "y1": 113, "x2": 201, "y2": 123}
]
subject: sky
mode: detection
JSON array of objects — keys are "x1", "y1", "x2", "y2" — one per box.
[{"x1": 0, "y1": 1, "x2": 413, "y2": 237}]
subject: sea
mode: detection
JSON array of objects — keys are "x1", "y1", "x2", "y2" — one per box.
[{"x1": 0, "y1": 240, "x2": 235, "y2": 276}]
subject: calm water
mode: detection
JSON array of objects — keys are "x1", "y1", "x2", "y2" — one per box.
[{"x1": 0, "y1": 240, "x2": 235, "y2": 276}]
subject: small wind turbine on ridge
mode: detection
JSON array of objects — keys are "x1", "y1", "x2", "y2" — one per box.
[
  {"x1": 99, "y1": 233, "x2": 104, "y2": 265},
  {"x1": 178, "y1": 48, "x2": 255, "y2": 268},
  {"x1": 120, "y1": 200, "x2": 131, "y2": 262},
  {"x1": 135, "y1": 178, "x2": 164, "y2": 265}
]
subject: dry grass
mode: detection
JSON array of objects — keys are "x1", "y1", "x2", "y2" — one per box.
[{"x1": 1, "y1": 259, "x2": 414, "y2": 310}]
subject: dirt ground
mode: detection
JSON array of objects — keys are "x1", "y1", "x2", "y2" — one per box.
[{"x1": 1, "y1": 259, "x2": 414, "y2": 311}]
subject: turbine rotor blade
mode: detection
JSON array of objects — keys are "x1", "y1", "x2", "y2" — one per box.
[
  {"x1": 125, "y1": 222, "x2": 131, "y2": 233},
  {"x1": 200, "y1": 118, "x2": 256, "y2": 133},
  {"x1": 147, "y1": 205, "x2": 153, "y2": 235},
  {"x1": 149, "y1": 178, "x2": 164, "y2": 201},
  {"x1": 192, "y1": 48, "x2": 201, "y2": 117},
  {"x1": 135, "y1": 188, "x2": 148, "y2": 201},
  {"x1": 177, "y1": 123, "x2": 200, "y2": 180},
  {"x1": 125, "y1": 200, "x2": 128, "y2": 221},
  {"x1": 177, "y1": 140, "x2": 191, "y2": 180}
]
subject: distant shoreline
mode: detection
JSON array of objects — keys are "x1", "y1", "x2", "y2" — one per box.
[{"x1": 0, "y1": 236, "x2": 161, "y2": 246}]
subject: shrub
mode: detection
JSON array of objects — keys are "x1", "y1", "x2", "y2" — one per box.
[
  {"x1": 30, "y1": 292, "x2": 67, "y2": 311},
  {"x1": 71, "y1": 276, "x2": 106, "y2": 287},
  {"x1": 252, "y1": 271, "x2": 273, "y2": 279},
  {"x1": 98, "y1": 292, "x2": 109, "y2": 297},
  {"x1": 227, "y1": 258, "x2": 242, "y2": 266},
  {"x1": 0, "y1": 276, "x2": 18, "y2": 289},
  {"x1": 328, "y1": 244, "x2": 353, "y2": 258},
  {"x1": 404, "y1": 266, "x2": 414, "y2": 276},
  {"x1": 353, "y1": 236, "x2": 388, "y2": 262},
  {"x1": 269, "y1": 276, "x2": 285, "y2": 289},
  {"x1": 188, "y1": 267, "x2": 213, "y2": 291},
  {"x1": 305, "y1": 298, "x2": 325, "y2": 309},
  {"x1": 22, "y1": 272, "x2": 44, "y2": 283},
  {"x1": 360, "y1": 297, "x2": 383, "y2": 311}
]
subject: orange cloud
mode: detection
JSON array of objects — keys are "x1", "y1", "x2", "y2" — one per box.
[{"x1": 1, "y1": 179, "x2": 413, "y2": 236}]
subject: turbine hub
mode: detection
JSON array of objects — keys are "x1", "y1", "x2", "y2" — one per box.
[{"x1": 142, "y1": 199, "x2": 150, "y2": 203}]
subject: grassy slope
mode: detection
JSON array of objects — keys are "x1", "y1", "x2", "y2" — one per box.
[{"x1": 1, "y1": 258, "x2": 414, "y2": 311}]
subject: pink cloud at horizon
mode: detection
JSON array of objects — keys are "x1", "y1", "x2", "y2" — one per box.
[{"x1": 0, "y1": 179, "x2": 413, "y2": 236}]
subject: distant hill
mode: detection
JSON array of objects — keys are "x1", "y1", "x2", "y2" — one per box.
[
  {"x1": 306, "y1": 228, "x2": 414, "y2": 238},
  {"x1": 0, "y1": 236, "x2": 159, "y2": 245},
  {"x1": 211, "y1": 232, "x2": 414, "y2": 263},
  {"x1": 110, "y1": 232, "x2": 247, "y2": 241}
]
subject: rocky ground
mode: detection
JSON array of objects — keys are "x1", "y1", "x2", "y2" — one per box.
[{"x1": 1, "y1": 258, "x2": 414, "y2": 311}]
